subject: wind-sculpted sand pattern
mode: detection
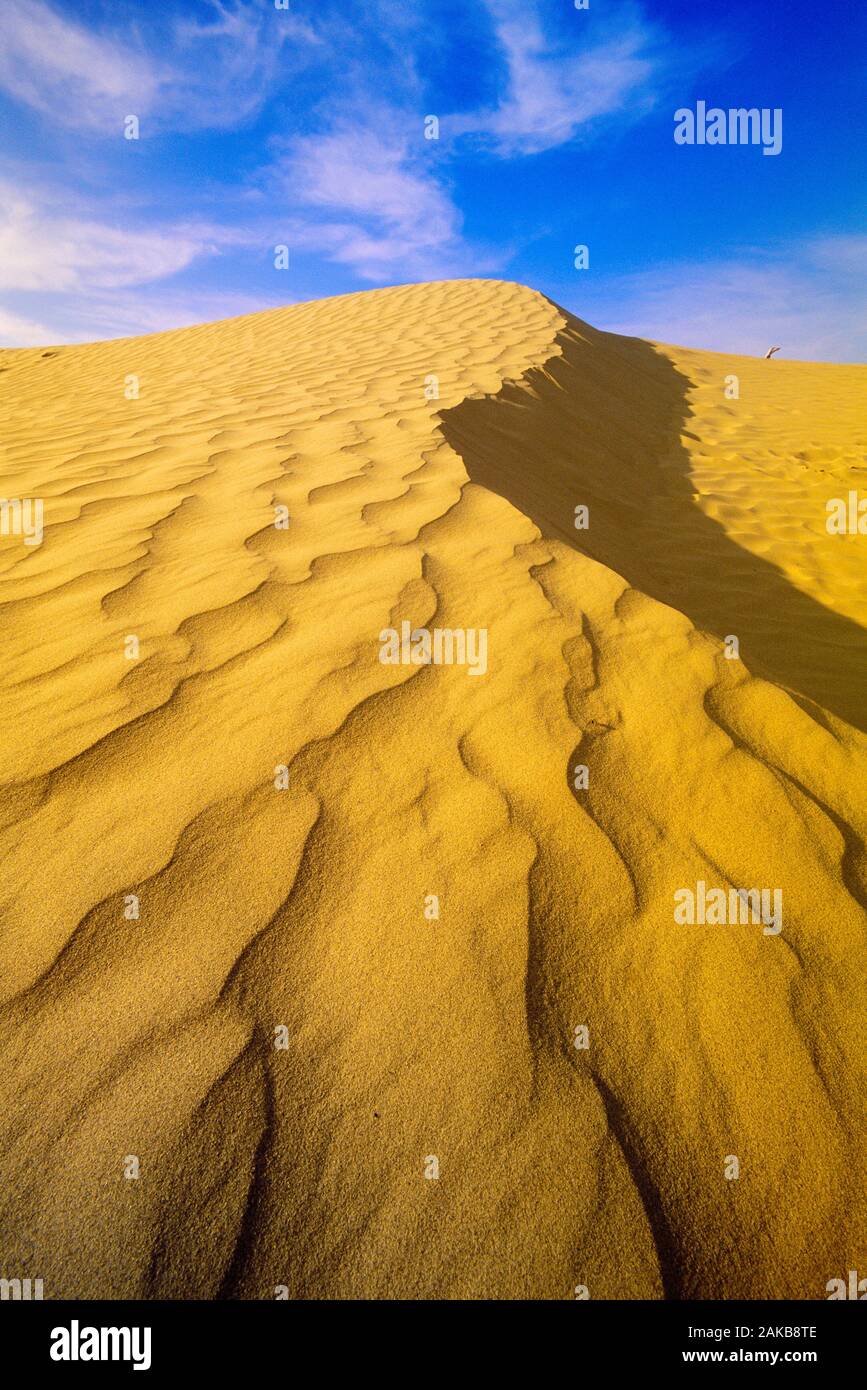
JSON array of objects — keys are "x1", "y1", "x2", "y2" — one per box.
[{"x1": 0, "y1": 279, "x2": 864, "y2": 1299}]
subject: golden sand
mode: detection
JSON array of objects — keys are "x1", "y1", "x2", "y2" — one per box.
[{"x1": 0, "y1": 279, "x2": 864, "y2": 1299}]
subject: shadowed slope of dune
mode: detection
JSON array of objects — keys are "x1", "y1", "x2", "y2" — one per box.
[
  {"x1": 443, "y1": 309, "x2": 867, "y2": 733},
  {"x1": 0, "y1": 280, "x2": 864, "y2": 1300}
]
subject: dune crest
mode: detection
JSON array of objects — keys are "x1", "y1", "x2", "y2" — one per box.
[{"x1": 0, "y1": 279, "x2": 864, "y2": 1299}]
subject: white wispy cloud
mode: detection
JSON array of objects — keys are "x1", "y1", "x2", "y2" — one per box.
[
  {"x1": 4, "y1": 0, "x2": 855, "y2": 365},
  {"x1": 2, "y1": 287, "x2": 284, "y2": 347},
  {"x1": 0, "y1": 0, "x2": 160, "y2": 131},
  {"x1": 451, "y1": 0, "x2": 658, "y2": 155},
  {"x1": 579, "y1": 238, "x2": 867, "y2": 362},
  {"x1": 0, "y1": 0, "x2": 665, "y2": 300},
  {"x1": 0, "y1": 306, "x2": 58, "y2": 348},
  {"x1": 805, "y1": 233, "x2": 867, "y2": 280},
  {"x1": 264, "y1": 0, "x2": 662, "y2": 282},
  {"x1": 0, "y1": 0, "x2": 316, "y2": 133},
  {"x1": 0, "y1": 181, "x2": 261, "y2": 293},
  {"x1": 257, "y1": 0, "x2": 664, "y2": 279},
  {"x1": 167, "y1": 0, "x2": 320, "y2": 130},
  {"x1": 0, "y1": 195, "x2": 203, "y2": 293},
  {"x1": 0, "y1": 176, "x2": 271, "y2": 345},
  {"x1": 275, "y1": 123, "x2": 486, "y2": 282}
]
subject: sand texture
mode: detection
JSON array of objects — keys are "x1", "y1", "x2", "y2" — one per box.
[{"x1": 0, "y1": 279, "x2": 864, "y2": 1299}]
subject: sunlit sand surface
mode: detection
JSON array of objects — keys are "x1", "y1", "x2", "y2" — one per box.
[{"x1": 0, "y1": 280, "x2": 864, "y2": 1298}]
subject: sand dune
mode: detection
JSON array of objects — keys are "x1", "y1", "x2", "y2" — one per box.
[{"x1": 0, "y1": 279, "x2": 864, "y2": 1299}]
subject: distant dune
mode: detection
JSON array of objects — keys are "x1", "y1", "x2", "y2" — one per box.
[{"x1": 0, "y1": 279, "x2": 864, "y2": 1299}]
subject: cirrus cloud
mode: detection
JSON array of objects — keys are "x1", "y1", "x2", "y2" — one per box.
[{"x1": 0, "y1": 0, "x2": 317, "y2": 134}]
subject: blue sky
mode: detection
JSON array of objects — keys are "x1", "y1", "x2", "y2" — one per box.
[{"x1": 0, "y1": 0, "x2": 864, "y2": 359}]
